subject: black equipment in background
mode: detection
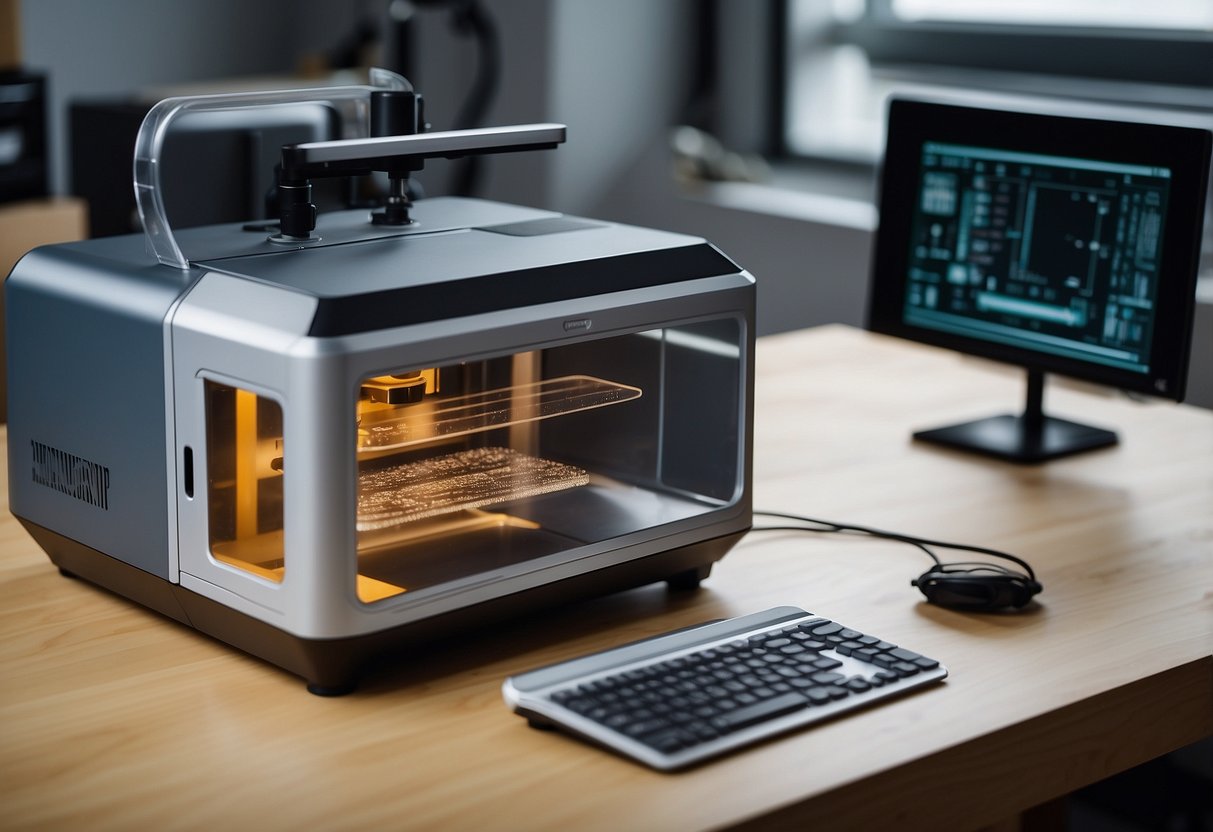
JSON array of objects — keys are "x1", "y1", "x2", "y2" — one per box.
[
  {"x1": 0, "y1": 69, "x2": 47, "y2": 204},
  {"x1": 69, "y1": 99, "x2": 340, "y2": 237}
]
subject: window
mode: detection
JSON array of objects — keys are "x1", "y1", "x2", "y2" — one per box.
[
  {"x1": 206, "y1": 381, "x2": 285, "y2": 582},
  {"x1": 888, "y1": 0, "x2": 1213, "y2": 29},
  {"x1": 781, "y1": 0, "x2": 1213, "y2": 163}
]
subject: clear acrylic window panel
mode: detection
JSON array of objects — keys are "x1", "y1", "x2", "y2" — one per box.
[
  {"x1": 354, "y1": 320, "x2": 744, "y2": 604},
  {"x1": 205, "y1": 380, "x2": 285, "y2": 581}
]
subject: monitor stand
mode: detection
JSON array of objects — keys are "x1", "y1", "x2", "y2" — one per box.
[{"x1": 913, "y1": 369, "x2": 1118, "y2": 464}]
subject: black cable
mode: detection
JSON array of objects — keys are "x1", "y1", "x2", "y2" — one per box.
[
  {"x1": 750, "y1": 509, "x2": 1036, "y2": 580},
  {"x1": 399, "y1": 0, "x2": 501, "y2": 196},
  {"x1": 749, "y1": 523, "x2": 944, "y2": 566},
  {"x1": 448, "y1": 1, "x2": 500, "y2": 133},
  {"x1": 447, "y1": 0, "x2": 500, "y2": 196}
]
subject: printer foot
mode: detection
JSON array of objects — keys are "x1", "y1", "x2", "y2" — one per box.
[
  {"x1": 666, "y1": 564, "x2": 712, "y2": 592},
  {"x1": 306, "y1": 680, "x2": 357, "y2": 697}
]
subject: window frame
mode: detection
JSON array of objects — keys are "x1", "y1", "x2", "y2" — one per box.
[
  {"x1": 831, "y1": 18, "x2": 1213, "y2": 89},
  {"x1": 772, "y1": 0, "x2": 1213, "y2": 162}
]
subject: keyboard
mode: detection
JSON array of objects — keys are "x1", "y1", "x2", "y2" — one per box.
[{"x1": 502, "y1": 606, "x2": 947, "y2": 770}]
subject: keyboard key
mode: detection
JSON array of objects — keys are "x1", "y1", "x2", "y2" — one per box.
[
  {"x1": 623, "y1": 718, "x2": 669, "y2": 737},
  {"x1": 710, "y1": 692, "x2": 808, "y2": 732},
  {"x1": 604, "y1": 713, "x2": 631, "y2": 729},
  {"x1": 565, "y1": 698, "x2": 595, "y2": 714},
  {"x1": 805, "y1": 687, "x2": 832, "y2": 704},
  {"x1": 639, "y1": 727, "x2": 696, "y2": 752}
]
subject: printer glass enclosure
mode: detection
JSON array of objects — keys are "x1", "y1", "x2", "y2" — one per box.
[{"x1": 207, "y1": 319, "x2": 744, "y2": 604}]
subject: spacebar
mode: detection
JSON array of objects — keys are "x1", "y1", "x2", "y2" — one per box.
[{"x1": 712, "y1": 692, "x2": 808, "y2": 732}]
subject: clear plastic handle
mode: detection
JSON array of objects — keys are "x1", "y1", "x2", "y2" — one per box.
[{"x1": 133, "y1": 68, "x2": 410, "y2": 270}]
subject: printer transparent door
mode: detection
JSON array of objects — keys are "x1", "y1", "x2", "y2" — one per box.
[
  {"x1": 354, "y1": 319, "x2": 744, "y2": 604},
  {"x1": 204, "y1": 380, "x2": 286, "y2": 582}
]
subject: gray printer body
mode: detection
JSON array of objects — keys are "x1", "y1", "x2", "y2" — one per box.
[{"x1": 6, "y1": 197, "x2": 755, "y2": 692}]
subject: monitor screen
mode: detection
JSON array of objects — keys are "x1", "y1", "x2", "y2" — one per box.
[
  {"x1": 906, "y1": 142, "x2": 1172, "y2": 375},
  {"x1": 869, "y1": 99, "x2": 1210, "y2": 402}
]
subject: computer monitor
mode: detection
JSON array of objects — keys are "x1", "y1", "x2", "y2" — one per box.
[{"x1": 868, "y1": 98, "x2": 1211, "y2": 463}]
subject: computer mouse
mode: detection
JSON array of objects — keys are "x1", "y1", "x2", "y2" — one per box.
[{"x1": 912, "y1": 567, "x2": 1042, "y2": 612}]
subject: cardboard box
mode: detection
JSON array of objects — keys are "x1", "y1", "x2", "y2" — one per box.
[
  {"x1": 0, "y1": 197, "x2": 89, "y2": 421},
  {"x1": 1, "y1": 0, "x2": 19, "y2": 69}
]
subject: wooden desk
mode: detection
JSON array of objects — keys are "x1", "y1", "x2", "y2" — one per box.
[{"x1": 2, "y1": 325, "x2": 1210, "y2": 830}]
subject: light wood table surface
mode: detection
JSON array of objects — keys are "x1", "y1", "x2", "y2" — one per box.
[{"x1": 3, "y1": 325, "x2": 1211, "y2": 830}]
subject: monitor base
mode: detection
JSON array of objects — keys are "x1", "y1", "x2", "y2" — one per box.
[{"x1": 913, "y1": 414, "x2": 1118, "y2": 464}]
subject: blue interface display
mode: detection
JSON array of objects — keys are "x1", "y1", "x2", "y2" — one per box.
[{"x1": 904, "y1": 142, "x2": 1172, "y2": 373}]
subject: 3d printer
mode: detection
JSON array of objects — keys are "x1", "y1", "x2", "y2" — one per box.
[{"x1": 5, "y1": 72, "x2": 754, "y2": 693}]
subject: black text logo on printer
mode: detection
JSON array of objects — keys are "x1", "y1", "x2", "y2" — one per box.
[{"x1": 31, "y1": 441, "x2": 111, "y2": 510}]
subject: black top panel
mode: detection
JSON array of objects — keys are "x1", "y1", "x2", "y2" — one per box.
[
  {"x1": 193, "y1": 199, "x2": 739, "y2": 337},
  {"x1": 306, "y1": 242, "x2": 738, "y2": 336}
]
